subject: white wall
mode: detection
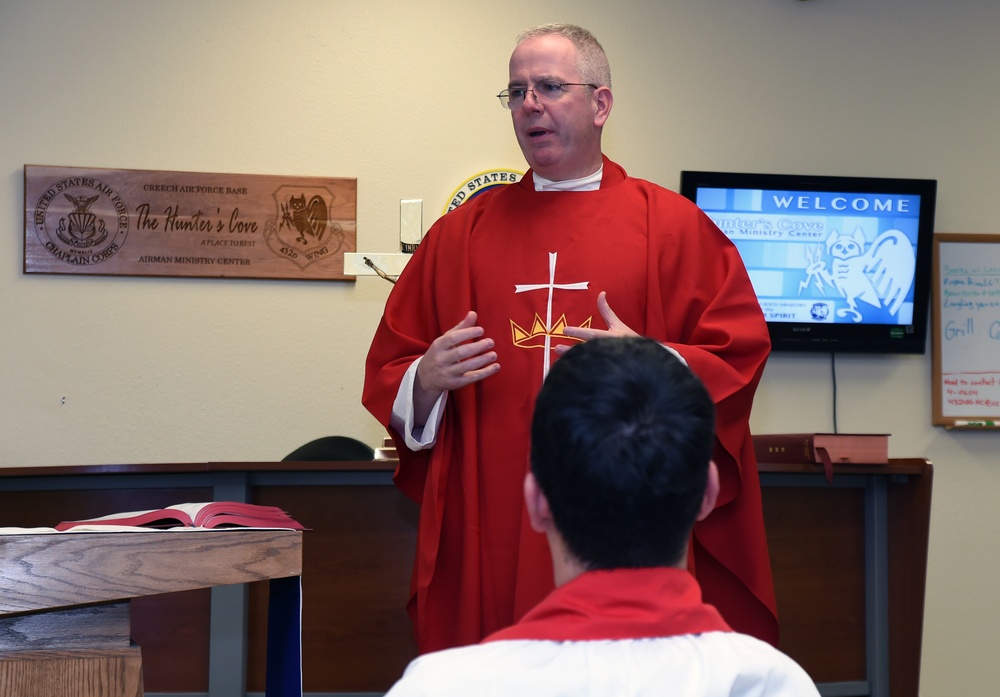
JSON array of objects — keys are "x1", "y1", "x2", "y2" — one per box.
[{"x1": 2, "y1": 1, "x2": 997, "y2": 693}]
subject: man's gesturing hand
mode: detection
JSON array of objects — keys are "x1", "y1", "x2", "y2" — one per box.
[
  {"x1": 413, "y1": 311, "x2": 500, "y2": 424},
  {"x1": 556, "y1": 291, "x2": 638, "y2": 354}
]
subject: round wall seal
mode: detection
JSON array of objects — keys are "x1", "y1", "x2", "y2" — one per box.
[
  {"x1": 32, "y1": 176, "x2": 129, "y2": 265},
  {"x1": 444, "y1": 168, "x2": 523, "y2": 214}
]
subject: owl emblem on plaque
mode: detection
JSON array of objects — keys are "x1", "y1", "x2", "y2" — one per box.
[{"x1": 264, "y1": 185, "x2": 345, "y2": 269}]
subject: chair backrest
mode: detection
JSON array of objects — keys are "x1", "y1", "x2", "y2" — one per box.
[{"x1": 282, "y1": 436, "x2": 375, "y2": 462}]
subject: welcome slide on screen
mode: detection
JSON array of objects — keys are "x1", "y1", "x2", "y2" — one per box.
[{"x1": 696, "y1": 188, "x2": 922, "y2": 326}]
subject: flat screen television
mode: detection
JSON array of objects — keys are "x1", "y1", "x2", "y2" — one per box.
[{"x1": 679, "y1": 170, "x2": 937, "y2": 354}]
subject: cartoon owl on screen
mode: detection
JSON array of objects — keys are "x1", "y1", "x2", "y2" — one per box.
[{"x1": 802, "y1": 227, "x2": 915, "y2": 322}]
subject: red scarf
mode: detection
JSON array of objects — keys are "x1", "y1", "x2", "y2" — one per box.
[{"x1": 483, "y1": 567, "x2": 732, "y2": 642}]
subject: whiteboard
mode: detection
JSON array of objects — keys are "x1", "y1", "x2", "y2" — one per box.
[{"x1": 932, "y1": 233, "x2": 1000, "y2": 428}]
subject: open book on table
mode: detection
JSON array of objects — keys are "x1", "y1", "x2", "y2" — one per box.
[{"x1": 54, "y1": 501, "x2": 305, "y2": 532}]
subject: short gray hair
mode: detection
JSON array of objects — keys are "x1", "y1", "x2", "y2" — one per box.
[{"x1": 516, "y1": 24, "x2": 612, "y2": 88}]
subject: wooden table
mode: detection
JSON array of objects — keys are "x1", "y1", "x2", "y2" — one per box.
[
  {"x1": 0, "y1": 529, "x2": 302, "y2": 697},
  {"x1": 759, "y1": 458, "x2": 932, "y2": 697}
]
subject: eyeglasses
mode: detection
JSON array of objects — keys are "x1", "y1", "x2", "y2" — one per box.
[{"x1": 496, "y1": 81, "x2": 598, "y2": 109}]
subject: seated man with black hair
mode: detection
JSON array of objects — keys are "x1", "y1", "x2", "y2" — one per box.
[{"x1": 385, "y1": 337, "x2": 819, "y2": 696}]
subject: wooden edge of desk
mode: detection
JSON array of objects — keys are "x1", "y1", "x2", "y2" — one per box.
[
  {"x1": 0, "y1": 460, "x2": 397, "y2": 478},
  {"x1": 210, "y1": 460, "x2": 399, "y2": 472},
  {"x1": 757, "y1": 457, "x2": 932, "y2": 477},
  {"x1": 0, "y1": 458, "x2": 930, "y2": 479},
  {"x1": 0, "y1": 529, "x2": 302, "y2": 615},
  {"x1": 0, "y1": 462, "x2": 213, "y2": 477}
]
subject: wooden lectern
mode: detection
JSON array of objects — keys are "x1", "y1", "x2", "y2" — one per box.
[{"x1": 0, "y1": 529, "x2": 302, "y2": 697}]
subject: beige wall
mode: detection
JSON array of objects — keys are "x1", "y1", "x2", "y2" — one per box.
[{"x1": 2, "y1": 0, "x2": 996, "y2": 693}]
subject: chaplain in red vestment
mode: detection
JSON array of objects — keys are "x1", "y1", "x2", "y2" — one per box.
[{"x1": 362, "y1": 23, "x2": 777, "y2": 654}]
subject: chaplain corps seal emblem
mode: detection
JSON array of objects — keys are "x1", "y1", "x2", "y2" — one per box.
[
  {"x1": 32, "y1": 176, "x2": 129, "y2": 265},
  {"x1": 444, "y1": 169, "x2": 522, "y2": 214}
]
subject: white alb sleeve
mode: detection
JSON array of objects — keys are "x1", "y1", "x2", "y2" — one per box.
[{"x1": 389, "y1": 357, "x2": 448, "y2": 451}]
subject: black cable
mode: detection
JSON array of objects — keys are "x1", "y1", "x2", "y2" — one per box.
[{"x1": 830, "y1": 352, "x2": 838, "y2": 433}]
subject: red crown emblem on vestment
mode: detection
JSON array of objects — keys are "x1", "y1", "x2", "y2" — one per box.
[{"x1": 510, "y1": 313, "x2": 592, "y2": 349}]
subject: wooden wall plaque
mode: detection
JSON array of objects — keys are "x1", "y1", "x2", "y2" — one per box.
[{"x1": 24, "y1": 165, "x2": 357, "y2": 281}]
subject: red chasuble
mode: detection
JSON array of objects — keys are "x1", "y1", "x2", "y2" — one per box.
[
  {"x1": 363, "y1": 157, "x2": 776, "y2": 653},
  {"x1": 483, "y1": 568, "x2": 731, "y2": 643}
]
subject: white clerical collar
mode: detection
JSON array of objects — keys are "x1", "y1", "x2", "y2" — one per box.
[{"x1": 533, "y1": 166, "x2": 603, "y2": 192}]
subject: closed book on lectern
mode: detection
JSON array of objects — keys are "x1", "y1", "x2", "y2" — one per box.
[
  {"x1": 55, "y1": 501, "x2": 305, "y2": 531},
  {"x1": 753, "y1": 433, "x2": 889, "y2": 465}
]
